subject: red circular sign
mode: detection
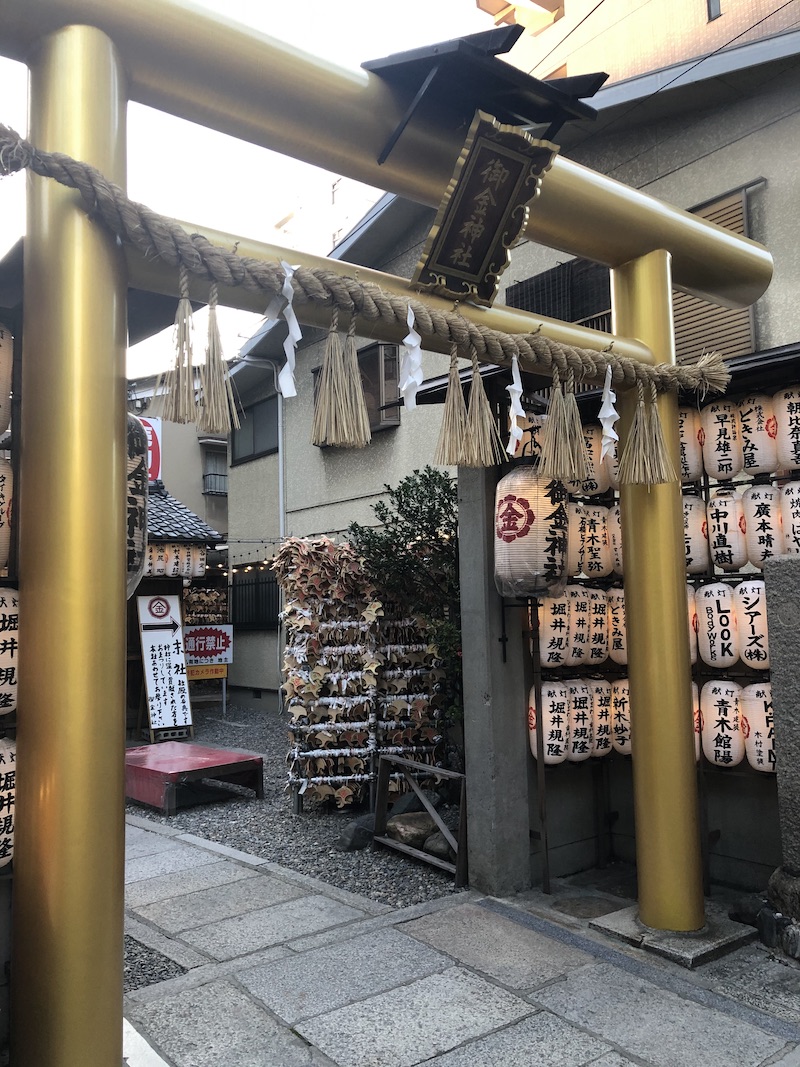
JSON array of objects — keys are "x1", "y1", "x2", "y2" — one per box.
[{"x1": 148, "y1": 596, "x2": 170, "y2": 619}]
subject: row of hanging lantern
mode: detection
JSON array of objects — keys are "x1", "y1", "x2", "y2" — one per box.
[
  {"x1": 679, "y1": 388, "x2": 800, "y2": 482},
  {"x1": 527, "y1": 677, "x2": 631, "y2": 765},
  {"x1": 684, "y1": 481, "x2": 800, "y2": 574},
  {"x1": 143, "y1": 542, "x2": 207, "y2": 579},
  {"x1": 537, "y1": 578, "x2": 769, "y2": 671},
  {"x1": 528, "y1": 674, "x2": 773, "y2": 773},
  {"x1": 0, "y1": 327, "x2": 16, "y2": 868}
]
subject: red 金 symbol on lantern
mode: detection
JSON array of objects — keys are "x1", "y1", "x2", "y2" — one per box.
[
  {"x1": 739, "y1": 513, "x2": 747, "y2": 535},
  {"x1": 496, "y1": 494, "x2": 534, "y2": 544},
  {"x1": 766, "y1": 416, "x2": 778, "y2": 440},
  {"x1": 697, "y1": 427, "x2": 706, "y2": 447}
]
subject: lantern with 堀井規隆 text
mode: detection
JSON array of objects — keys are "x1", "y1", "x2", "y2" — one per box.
[
  {"x1": 528, "y1": 681, "x2": 569, "y2": 764},
  {"x1": 494, "y1": 465, "x2": 569, "y2": 598}
]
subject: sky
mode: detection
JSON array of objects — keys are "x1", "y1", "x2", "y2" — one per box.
[{"x1": 0, "y1": 0, "x2": 490, "y2": 378}]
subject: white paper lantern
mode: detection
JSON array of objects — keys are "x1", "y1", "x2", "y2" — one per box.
[
  {"x1": 539, "y1": 594, "x2": 571, "y2": 667},
  {"x1": 566, "y1": 502, "x2": 585, "y2": 577},
  {"x1": 611, "y1": 678, "x2": 632, "y2": 755},
  {"x1": 0, "y1": 459, "x2": 13, "y2": 574},
  {"x1": 494, "y1": 466, "x2": 569, "y2": 598},
  {"x1": 700, "y1": 679, "x2": 744, "y2": 767},
  {"x1": 687, "y1": 584, "x2": 698, "y2": 666},
  {"x1": 0, "y1": 322, "x2": 13, "y2": 437},
  {"x1": 565, "y1": 679, "x2": 593, "y2": 762},
  {"x1": 706, "y1": 489, "x2": 747, "y2": 573},
  {"x1": 608, "y1": 504, "x2": 624, "y2": 575},
  {"x1": 742, "y1": 484, "x2": 783, "y2": 569},
  {"x1": 564, "y1": 584, "x2": 591, "y2": 669},
  {"x1": 126, "y1": 415, "x2": 148, "y2": 599},
  {"x1": 678, "y1": 406, "x2": 704, "y2": 482},
  {"x1": 738, "y1": 395, "x2": 778, "y2": 476},
  {"x1": 569, "y1": 424, "x2": 610, "y2": 497},
  {"x1": 607, "y1": 587, "x2": 627, "y2": 666},
  {"x1": 191, "y1": 545, "x2": 208, "y2": 578},
  {"x1": 580, "y1": 505, "x2": 613, "y2": 579},
  {"x1": 0, "y1": 736, "x2": 15, "y2": 868},
  {"x1": 528, "y1": 681, "x2": 569, "y2": 764},
  {"x1": 165, "y1": 543, "x2": 184, "y2": 577},
  {"x1": 146, "y1": 542, "x2": 166, "y2": 577},
  {"x1": 696, "y1": 582, "x2": 739, "y2": 669},
  {"x1": 734, "y1": 579, "x2": 770, "y2": 670},
  {"x1": 691, "y1": 682, "x2": 701, "y2": 763},
  {"x1": 604, "y1": 436, "x2": 620, "y2": 491},
  {"x1": 781, "y1": 482, "x2": 800, "y2": 555},
  {"x1": 589, "y1": 679, "x2": 613, "y2": 757},
  {"x1": 740, "y1": 682, "x2": 775, "y2": 774},
  {"x1": 0, "y1": 589, "x2": 18, "y2": 715},
  {"x1": 180, "y1": 545, "x2": 194, "y2": 578},
  {"x1": 700, "y1": 401, "x2": 743, "y2": 481},
  {"x1": 585, "y1": 587, "x2": 608, "y2": 667},
  {"x1": 683, "y1": 494, "x2": 710, "y2": 575},
  {"x1": 774, "y1": 385, "x2": 800, "y2": 471}
]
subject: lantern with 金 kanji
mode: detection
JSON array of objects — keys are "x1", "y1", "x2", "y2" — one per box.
[
  {"x1": 538, "y1": 593, "x2": 570, "y2": 667},
  {"x1": 611, "y1": 678, "x2": 632, "y2": 755},
  {"x1": 743, "y1": 484, "x2": 782, "y2": 569},
  {"x1": 774, "y1": 385, "x2": 800, "y2": 470},
  {"x1": 607, "y1": 587, "x2": 627, "y2": 666},
  {"x1": 608, "y1": 504, "x2": 623, "y2": 575},
  {"x1": 706, "y1": 488, "x2": 747, "y2": 573},
  {"x1": 493, "y1": 466, "x2": 569, "y2": 598},
  {"x1": 565, "y1": 679, "x2": 593, "y2": 762},
  {"x1": 700, "y1": 401, "x2": 743, "y2": 482},
  {"x1": 781, "y1": 481, "x2": 800, "y2": 554},
  {"x1": 738, "y1": 394, "x2": 778, "y2": 475},
  {"x1": 678, "y1": 405, "x2": 704, "y2": 482},
  {"x1": 0, "y1": 589, "x2": 18, "y2": 715},
  {"x1": 528, "y1": 681, "x2": 568, "y2": 764},
  {"x1": 696, "y1": 582, "x2": 739, "y2": 669},
  {"x1": 741, "y1": 682, "x2": 775, "y2": 774},
  {"x1": 701, "y1": 679, "x2": 744, "y2": 767},
  {"x1": 0, "y1": 736, "x2": 15, "y2": 869},
  {"x1": 734, "y1": 579, "x2": 769, "y2": 670},
  {"x1": 126, "y1": 414, "x2": 148, "y2": 599},
  {"x1": 589, "y1": 679, "x2": 612, "y2": 758},
  {"x1": 683, "y1": 494, "x2": 710, "y2": 575},
  {"x1": 566, "y1": 502, "x2": 585, "y2": 577}
]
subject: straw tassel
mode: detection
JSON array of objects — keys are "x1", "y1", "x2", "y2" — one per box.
[
  {"x1": 462, "y1": 348, "x2": 504, "y2": 468},
  {"x1": 618, "y1": 379, "x2": 651, "y2": 485},
  {"x1": 433, "y1": 344, "x2": 468, "y2": 466},
  {"x1": 644, "y1": 379, "x2": 678, "y2": 485},
  {"x1": 539, "y1": 367, "x2": 568, "y2": 481},
  {"x1": 197, "y1": 283, "x2": 240, "y2": 434},
  {"x1": 341, "y1": 318, "x2": 372, "y2": 448},
  {"x1": 311, "y1": 311, "x2": 346, "y2": 447},
  {"x1": 160, "y1": 264, "x2": 196, "y2": 424},
  {"x1": 562, "y1": 368, "x2": 589, "y2": 483}
]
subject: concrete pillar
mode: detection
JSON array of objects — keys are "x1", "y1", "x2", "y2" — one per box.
[{"x1": 459, "y1": 467, "x2": 531, "y2": 895}]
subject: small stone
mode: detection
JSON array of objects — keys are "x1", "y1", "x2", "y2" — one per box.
[
  {"x1": 757, "y1": 905, "x2": 780, "y2": 948},
  {"x1": 386, "y1": 812, "x2": 437, "y2": 848},
  {"x1": 728, "y1": 893, "x2": 767, "y2": 928},
  {"x1": 781, "y1": 922, "x2": 800, "y2": 959},
  {"x1": 335, "y1": 821, "x2": 374, "y2": 852},
  {"x1": 423, "y1": 831, "x2": 455, "y2": 862},
  {"x1": 389, "y1": 790, "x2": 443, "y2": 819}
]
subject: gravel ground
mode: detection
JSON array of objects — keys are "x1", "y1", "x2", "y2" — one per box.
[{"x1": 125, "y1": 698, "x2": 464, "y2": 910}]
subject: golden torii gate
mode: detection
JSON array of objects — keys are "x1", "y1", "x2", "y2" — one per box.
[{"x1": 0, "y1": 3, "x2": 773, "y2": 1064}]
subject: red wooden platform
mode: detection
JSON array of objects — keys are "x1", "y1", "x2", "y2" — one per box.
[{"x1": 125, "y1": 742, "x2": 264, "y2": 816}]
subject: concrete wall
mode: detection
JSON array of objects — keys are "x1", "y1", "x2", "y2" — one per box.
[
  {"x1": 501, "y1": 0, "x2": 797, "y2": 84},
  {"x1": 150, "y1": 418, "x2": 227, "y2": 536}
]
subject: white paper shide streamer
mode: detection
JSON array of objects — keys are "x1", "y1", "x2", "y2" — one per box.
[
  {"x1": 505, "y1": 353, "x2": 525, "y2": 456},
  {"x1": 262, "y1": 261, "x2": 302, "y2": 398},
  {"x1": 400, "y1": 305, "x2": 424, "y2": 413},
  {"x1": 599, "y1": 365, "x2": 620, "y2": 464}
]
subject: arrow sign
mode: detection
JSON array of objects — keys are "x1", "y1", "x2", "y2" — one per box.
[{"x1": 142, "y1": 618, "x2": 180, "y2": 634}]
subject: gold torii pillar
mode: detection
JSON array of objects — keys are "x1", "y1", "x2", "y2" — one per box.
[
  {"x1": 0, "y1": 2, "x2": 774, "y2": 1063},
  {"x1": 13, "y1": 24, "x2": 128, "y2": 1067}
]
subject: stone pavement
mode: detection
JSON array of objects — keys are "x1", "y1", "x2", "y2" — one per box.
[{"x1": 123, "y1": 814, "x2": 800, "y2": 1067}]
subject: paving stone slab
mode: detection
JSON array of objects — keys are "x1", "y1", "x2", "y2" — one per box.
[
  {"x1": 133, "y1": 872, "x2": 306, "y2": 933},
  {"x1": 125, "y1": 860, "x2": 259, "y2": 909},
  {"x1": 696, "y1": 944, "x2": 800, "y2": 1025},
  {"x1": 125, "y1": 979, "x2": 335, "y2": 1067},
  {"x1": 125, "y1": 916, "x2": 212, "y2": 970},
  {"x1": 400, "y1": 900, "x2": 593, "y2": 989},
  {"x1": 531, "y1": 961, "x2": 786, "y2": 1067},
  {"x1": 125, "y1": 832, "x2": 189, "y2": 861},
  {"x1": 295, "y1": 966, "x2": 533, "y2": 1067},
  {"x1": 178, "y1": 894, "x2": 366, "y2": 961},
  {"x1": 239, "y1": 928, "x2": 450, "y2": 1024},
  {"x1": 125, "y1": 844, "x2": 221, "y2": 884},
  {"x1": 420, "y1": 1011, "x2": 614, "y2": 1066}
]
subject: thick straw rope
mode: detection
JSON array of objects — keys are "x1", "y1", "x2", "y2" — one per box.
[{"x1": 0, "y1": 123, "x2": 729, "y2": 400}]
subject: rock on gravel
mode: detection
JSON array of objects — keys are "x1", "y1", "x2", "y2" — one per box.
[{"x1": 126, "y1": 700, "x2": 465, "y2": 910}]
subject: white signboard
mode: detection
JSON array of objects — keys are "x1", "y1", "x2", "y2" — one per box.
[
  {"x1": 139, "y1": 416, "x2": 162, "y2": 482},
  {"x1": 184, "y1": 624, "x2": 233, "y2": 665},
  {"x1": 137, "y1": 594, "x2": 192, "y2": 730}
]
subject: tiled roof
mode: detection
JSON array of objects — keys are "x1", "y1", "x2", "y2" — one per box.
[{"x1": 147, "y1": 481, "x2": 220, "y2": 543}]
